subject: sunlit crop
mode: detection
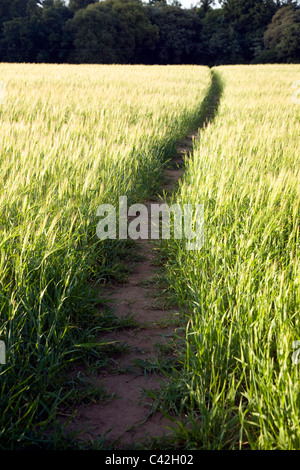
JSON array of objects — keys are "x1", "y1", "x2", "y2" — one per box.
[{"x1": 0, "y1": 63, "x2": 210, "y2": 448}]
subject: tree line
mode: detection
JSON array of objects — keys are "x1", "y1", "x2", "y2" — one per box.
[{"x1": 0, "y1": 0, "x2": 299, "y2": 65}]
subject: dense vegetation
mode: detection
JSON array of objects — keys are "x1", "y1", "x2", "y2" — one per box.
[
  {"x1": 0, "y1": 0, "x2": 299, "y2": 65},
  {"x1": 0, "y1": 63, "x2": 211, "y2": 448},
  {"x1": 161, "y1": 64, "x2": 300, "y2": 449}
]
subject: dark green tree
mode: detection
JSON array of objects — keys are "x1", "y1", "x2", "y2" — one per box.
[
  {"x1": 106, "y1": 0, "x2": 158, "y2": 63},
  {"x1": 0, "y1": 0, "x2": 297, "y2": 65},
  {"x1": 264, "y1": 4, "x2": 300, "y2": 48},
  {"x1": 263, "y1": 4, "x2": 300, "y2": 61},
  {"x1": 220, "y1": 0, "x2": 278, "y2": 61},
  {"x1": 36, "y1": 0, "x2": 73, "y2": 62},
  {"x1": 197, "y1": 0, "x2": 215, "y2": 16},
  {"x1": 147, "y1": 3, "x2": 202, "y2": 64},
  {"x1": 1, "y1": 0, "x2": 72, "y2": 62},
  {"x1": 277, "y1": 21, "x2": 300, "y2": 61},
  {"x1": 66, "y1": 0, "x2": 158, "y2": 64},
  {"x1": 66, "y1": 3, "x2": 119, "y2": 63},
  {"x1": 0, "y1": 0, "x2": 32, "y2": 25},
  {"x1": 68, "y1": 0, "x2": 97, "y2": 13}
]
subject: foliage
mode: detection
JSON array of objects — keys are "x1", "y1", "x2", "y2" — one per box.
[
  {"x1": 66, "y1": 0, "x2": 158, "y2": 64},
  {"x1": 0, "y1": 63, "x2": 211, "y2": 448},
  {"x1": 146, "y1": 3, "x2": 202, "y2": 64},
  {"x1": 0, "y1": 0, "x2": 299, "y2": 64},
  {"x1": 263, "y1": 5, "x2": 300, "y2": 62}
]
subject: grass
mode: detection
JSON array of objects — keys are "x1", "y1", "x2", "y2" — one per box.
[
  {"x1": 160, "y1": 64, "x2": 300, "y2": 450},
  {"x1": 1, "y1": 62, "x2": 299, "y2": 450},
  {"x1": 0, "y1": 63, "x2": 211, "y2": 448}
]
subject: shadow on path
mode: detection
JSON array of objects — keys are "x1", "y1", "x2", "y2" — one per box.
[{"x1": 62, "y1": 69, "x2": 224, "y2": 450}]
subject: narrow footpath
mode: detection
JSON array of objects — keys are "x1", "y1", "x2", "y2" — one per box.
[{"x1": 64, "y1": 74, "x2": 222, "y2": 449}]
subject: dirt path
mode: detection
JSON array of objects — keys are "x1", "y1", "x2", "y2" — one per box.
[
  {"x1": 63, "y1": 76, "x2": 222, "y2": 449},
  {"x1": 63, "y1": 133, "x2": 197, "y2": 449}
]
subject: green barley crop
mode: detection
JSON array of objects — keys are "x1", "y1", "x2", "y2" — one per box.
[
  {"x1": 163, "y1": 65, "x2": 300, "y2": 450},
  {"x1": 0, "y1": 63, "x2": 211, "y2": 448}
]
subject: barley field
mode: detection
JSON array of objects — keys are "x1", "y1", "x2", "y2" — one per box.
[
  {"x1": 0, "y1": 63, "x2": 300, "y2": 450},
  {"x1": 0, "y1": 63, "x2": 210, "y2": 448},
  {"x1": 163, "y1": 64, "x2": 300, "y2": 449}
]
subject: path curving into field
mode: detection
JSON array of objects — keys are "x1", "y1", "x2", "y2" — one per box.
[{"x1": 64, "y1": 72, "x2": 222, "y2": 449}]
